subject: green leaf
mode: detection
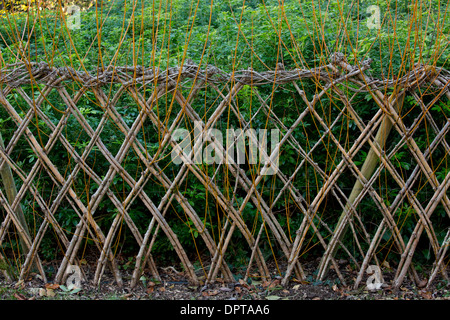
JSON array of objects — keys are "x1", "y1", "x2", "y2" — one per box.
[{"x1": 70, "y1": 288, "x2": 82, "y2": 294}]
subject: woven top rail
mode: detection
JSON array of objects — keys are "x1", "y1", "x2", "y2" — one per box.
[{"x1": 0, "y1": 53, "x2": 449, "y2": 90}]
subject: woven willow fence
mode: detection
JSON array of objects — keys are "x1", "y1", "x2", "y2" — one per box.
[{"x1": 0, "y1": 52, "x2": 449, "y2": 289}]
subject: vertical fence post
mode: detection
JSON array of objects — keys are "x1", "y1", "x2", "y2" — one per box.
[
  {"x1": 0, "y1": 131, "x2": 32, "y2": 274},
  {"x1": 319, "y1": 88, "x2": 406, "y2": 280}
]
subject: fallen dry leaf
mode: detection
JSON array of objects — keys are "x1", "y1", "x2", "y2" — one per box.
[
  {"x1": 46, "y1": 289, "x2": 56, "y2": 297},
  {"x1": 159, "y1": 287, "x2": 165, "y2": 292},
  {"x1": 419, "y1": 290, "x2": 432, "y2": 299},
  {"x1": 293, "y1": 284, "x2": 301, "y2": 290},
  {"x1": 45, "y1": 283, "x2": 60, "y2": 290},
  {"x1": 210, "y1": 290, "x2": 219, "y2": 296},
  {"x1": 39, "y1": 288, "x2": 46, "y2": 297},
  {"x1": 238, "y1": 279, "x2": 250, "y2": 289},
  {"x1": 14, "y1": 293, "x2": 27, "y2": 300},
  {"x1": 147, "y1": 286, "x2": 154, "y2": 294},
  {"x1": 312, "y1": 297, "x2": 321, "y2": 300},
  {"x1": 268, "y1": 279, "x2": 281, "y2": 290}
]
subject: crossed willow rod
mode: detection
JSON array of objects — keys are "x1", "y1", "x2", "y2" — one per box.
[
  {"x1": 0, "y1": 132, "x2": 31, "y2": 275},
  {"x1": 0, "y1": 53, "x2": 449, "y2": 288},
  {"x1": 316, "y1": 53, "x2": 444, "y2": 281}
]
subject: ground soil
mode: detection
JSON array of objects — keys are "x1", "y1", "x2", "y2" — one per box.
[{"x1": 1, "y1": 257, "x2": 449, "y2": 301}]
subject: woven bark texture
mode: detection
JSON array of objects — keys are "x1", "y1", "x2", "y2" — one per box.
[{"x1": 0, "y1": 54, "x2": 449, "y2": 289}]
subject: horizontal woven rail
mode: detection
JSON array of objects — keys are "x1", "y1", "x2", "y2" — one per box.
[{"x1": 0, "y1": 53, "x2": 449, "y2": 289}]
